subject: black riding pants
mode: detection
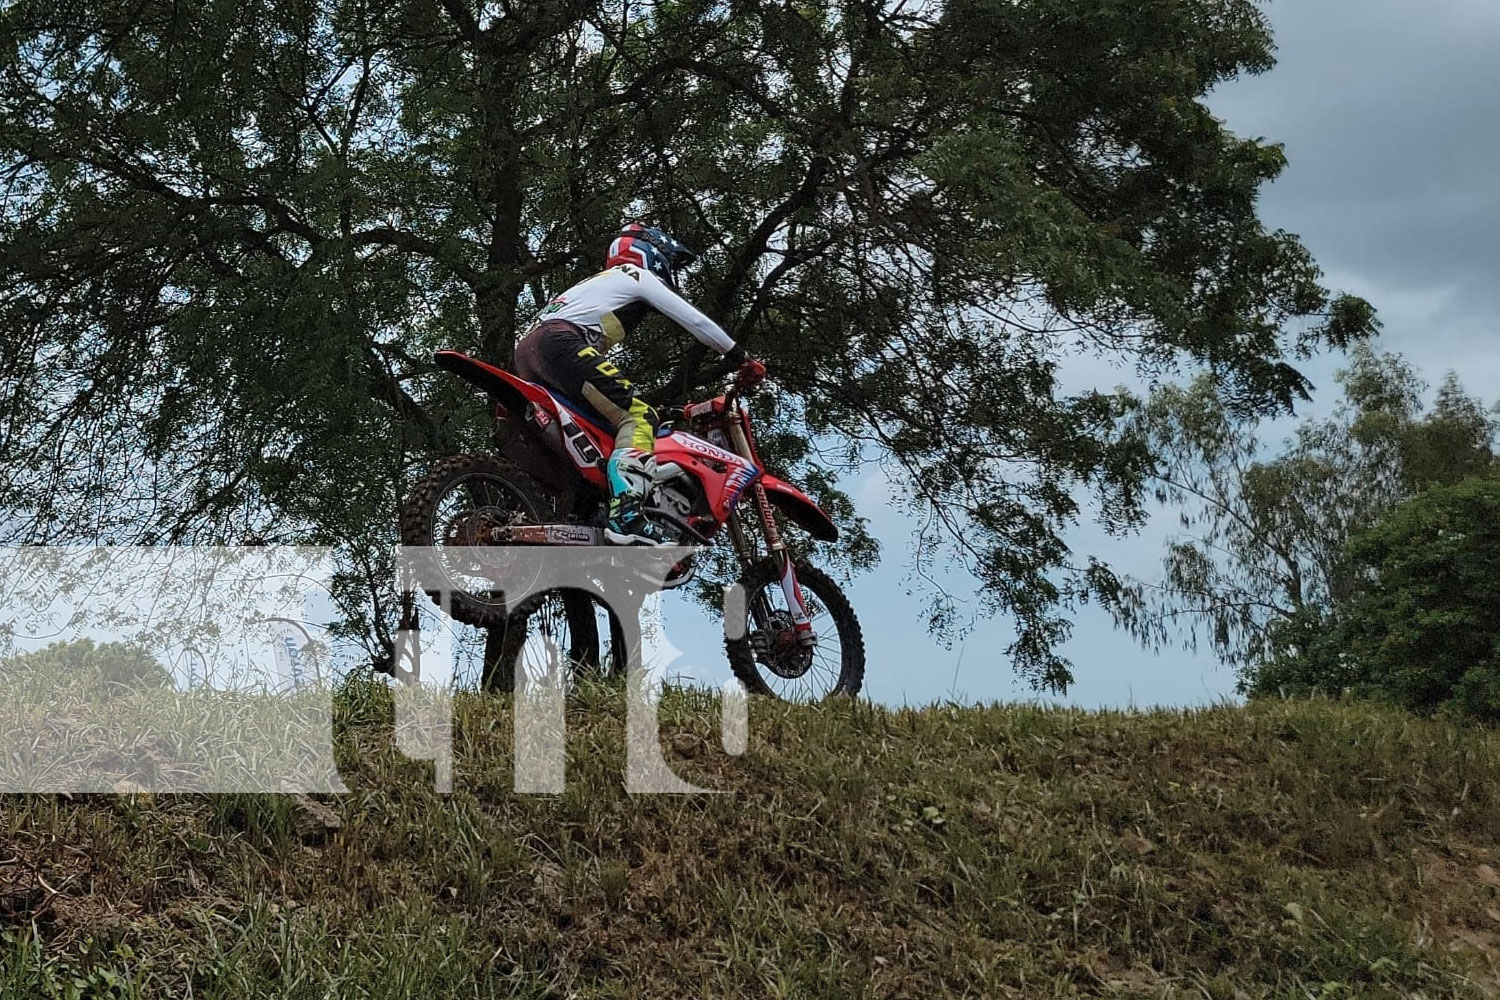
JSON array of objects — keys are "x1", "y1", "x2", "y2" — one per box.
[{"x1": 513, "y1": 320, "x2": 659, "y2": 453}]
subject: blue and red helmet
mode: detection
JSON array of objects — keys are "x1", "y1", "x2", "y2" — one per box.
[{"x1": 606, "y1": 223, "x2": 697, "y2": 288}]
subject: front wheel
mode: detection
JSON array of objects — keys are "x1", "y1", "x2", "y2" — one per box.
[{"x1": 726, "y1": 560, "x2": 864, "y2": 701}]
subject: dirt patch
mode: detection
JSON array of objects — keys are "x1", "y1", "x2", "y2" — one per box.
[{"x1": 1414, "y1": 850, "x2": 1500, "y2": 996}]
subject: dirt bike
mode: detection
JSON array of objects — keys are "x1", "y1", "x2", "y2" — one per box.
[{"x1": 398, "y1": 350, "x2": 865, "y2": 701}]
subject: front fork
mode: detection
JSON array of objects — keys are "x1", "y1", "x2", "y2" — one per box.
[
  {"x1": 728, "y1": 422, "x2": 815, "y2": 649},
  {"x1": 772, "y1": 542, "x2": 817, "y2": 648}
]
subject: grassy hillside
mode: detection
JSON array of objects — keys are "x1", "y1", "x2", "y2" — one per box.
[{"x1": 3, "y1": 682, "x2": 1500, "y2": 998}]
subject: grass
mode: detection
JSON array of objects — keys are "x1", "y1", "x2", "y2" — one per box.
[{"x1": 2, "y1": 679, "x2": 1500, "y2": 998}]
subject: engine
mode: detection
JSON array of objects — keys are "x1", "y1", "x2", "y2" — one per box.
[{"x1": 646, "y1": 462, "x2": 705, "y2": 542}]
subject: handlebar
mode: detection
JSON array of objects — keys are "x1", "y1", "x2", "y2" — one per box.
[
  {"x1": 652, "y1": 354, "x2": 771, "y2": 409},
  {"x1": 677, "y1": 361, "x2": 773, "y2": 423},
  {"x1": 731, "y1": 367, "x2": 766, "y2": 394}
]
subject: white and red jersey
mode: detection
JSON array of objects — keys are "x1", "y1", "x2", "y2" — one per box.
[{"x1": 527, "y1": 263, "x2": 737, "y2": 355}]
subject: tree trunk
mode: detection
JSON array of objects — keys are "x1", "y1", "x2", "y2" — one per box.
[
  {"x1": 481, "y1": 620, "x2": 515, "y2": 693},
  {"x1": 474, "y1": 56, "x2": 526, "y2": 366}
]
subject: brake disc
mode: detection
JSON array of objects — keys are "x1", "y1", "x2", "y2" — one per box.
[{"x1": 756, "y1": 610, "x2": 814, "y2": 679}]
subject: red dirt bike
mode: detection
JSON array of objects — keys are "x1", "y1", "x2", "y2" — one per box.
[{"x1": 399, "y1": 350, "x2": 864, "y2": 701}]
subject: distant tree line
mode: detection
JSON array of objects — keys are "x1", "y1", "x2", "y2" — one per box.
[
  {"x1": 1, "y1": 638, "x2": 173, "y2": 696},
  {"x1": 1108, "y1": 345, "x2": 1500, "y2": 720}
]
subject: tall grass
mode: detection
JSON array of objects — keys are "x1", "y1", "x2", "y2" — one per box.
[{"x1": 2, "y1": 682, "x2": 1499, "y2": 998}]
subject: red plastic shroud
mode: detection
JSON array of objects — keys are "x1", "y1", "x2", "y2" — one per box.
[{"x1": 433, "y1": 350, "x2": 837, "y2": 541}]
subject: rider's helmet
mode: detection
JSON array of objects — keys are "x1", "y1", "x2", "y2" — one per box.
[{"x1": 606, "y1": 223, "x2": 697, "y2": 289}]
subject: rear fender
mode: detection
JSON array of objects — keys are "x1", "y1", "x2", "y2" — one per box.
[
  {"x1": 436, "y1": 350, "x2": 608, "y2": 491},
  {"x1": 435, "y1": 350, "x2": 551, "y2": 416}
]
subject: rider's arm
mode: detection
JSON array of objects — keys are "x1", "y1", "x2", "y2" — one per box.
[{"x1": 635, "y1": 269, "x2": 739, "y2": 357}]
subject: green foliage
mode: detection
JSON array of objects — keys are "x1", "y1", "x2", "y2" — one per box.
[
  {"x1": 1244, "y1": 605, "x2": 1367, "y2": 702},
  {"x1": 0, "y1": 638, "x2": 172, "y2": 696},
  {"x1": 1256, "y1": 472, "x2": 1500, "y2": 721},
  {"x1": 0, "y1": 929, "x2": 144, "y2": 999},
  {"x1": 1110, "y1": 346, "x2": 1496, "y2": 677},
  {"x1": 0, "y1": 0, "x2": 1375, "y2": 687}
]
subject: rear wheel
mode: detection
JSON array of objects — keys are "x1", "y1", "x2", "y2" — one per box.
[
  {"x1": 399, "y1": 454, "x2": 559, "y2": 625},
  {"x1": 726, "y1": 560, "x2": 864, "y2": 701}
]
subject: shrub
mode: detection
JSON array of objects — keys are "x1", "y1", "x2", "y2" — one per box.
[
  {"x1": 1253, "y1": 473, "x2": 1500, "y2": 720},
  {"x1": 0, "y1": 638, "x2": 172, "y2": 697}
]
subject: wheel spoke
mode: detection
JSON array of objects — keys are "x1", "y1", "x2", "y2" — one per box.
[
  {"x1": 734, "y1": 567, "x2": 861, "y2": 703},
  {"x1": 427, "y1": 470, "x2": 543, "y2": 602}
]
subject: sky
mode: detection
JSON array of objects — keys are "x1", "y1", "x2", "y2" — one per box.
[{"x1": 658, "y1": 0, "x2": 1500, "y2": 709}]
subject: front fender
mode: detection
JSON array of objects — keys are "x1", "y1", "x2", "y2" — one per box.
[{"x1": 759, "y1": 475, "x2": 839, "y2": 542}]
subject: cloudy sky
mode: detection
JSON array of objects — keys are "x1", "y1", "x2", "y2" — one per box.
[
  {"x1": 1211, "y1": 0, "x2": 1500, "y2": 395},
  {"x1": 657, "y1": 0, "x2": 1500, "y2": 709}
]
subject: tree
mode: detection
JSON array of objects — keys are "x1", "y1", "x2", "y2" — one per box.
[
  {"x1": 0, "y1": 0, "x2": 1375, "y2": 689},
  {"x1": 1107, "y1": 345, "x2": 1495, "y2": 678},
  {"x1": 1251, "y1": 472, "x2": 1500, "y2": 720},
  {"x1": 0, "y1": 638, "x2": 173, "y2": 696}
]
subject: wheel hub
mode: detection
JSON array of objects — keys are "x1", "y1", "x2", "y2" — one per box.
[
  {"x1": 443, "y1": 507, "x2": 518, "y2": 546},
  {"x1": 754, "y1": 611, "x2": 814, "y2": 679}
]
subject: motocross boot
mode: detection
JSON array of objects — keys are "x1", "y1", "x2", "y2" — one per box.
[{"x1": 604, "y1": 447, "x2": 671, "y2": 546}]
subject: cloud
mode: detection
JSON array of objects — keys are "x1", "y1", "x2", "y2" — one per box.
[{"x1": 1208, "y1": 0, "x2": 1500, "y2": 382}]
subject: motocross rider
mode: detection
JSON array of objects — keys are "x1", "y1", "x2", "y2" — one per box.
[{"x1": 514, "y1": 223, "x2": 766, "y2": 545}]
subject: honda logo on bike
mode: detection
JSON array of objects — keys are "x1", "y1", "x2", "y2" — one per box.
[{"x1": 675, "y1": 433, "x2": 746, "y2": 468}]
